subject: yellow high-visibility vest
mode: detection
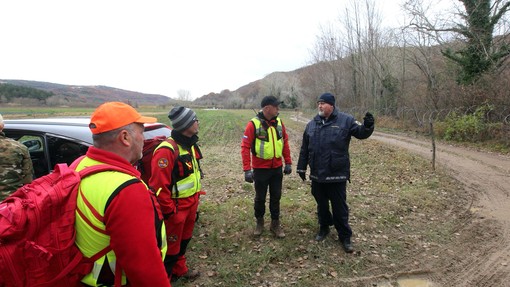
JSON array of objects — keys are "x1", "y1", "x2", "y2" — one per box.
[
  {"x1": 251, "y1": 117, "x2": 283, "y2": 159},
  {"x1": 74, "y1": 157, "x2": 167, "y2": 286},
  {"x1": 155, "y1": 139, "x2": 201, "y2": 198}
]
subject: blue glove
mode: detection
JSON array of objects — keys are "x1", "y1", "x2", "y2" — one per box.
[
  {"x1": 283, "y1": 164, "x2": 292, "y2": 175},
  {"x1": 244, "y1": 170, "x2": 254, "y2": 183}
]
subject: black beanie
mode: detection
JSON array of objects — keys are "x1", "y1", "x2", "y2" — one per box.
[
  {"x1": 168, "y1": 106, "x2": 197, "y2": 131},
  {"x1": 317, "y1": 93, "x2": 335, "y2": 106}
]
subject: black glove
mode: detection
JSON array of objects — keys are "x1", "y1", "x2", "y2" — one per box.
[
  {"x1": 363, "y1": 112, "x2": 374, "y2": 129},
  {"x1": 283, "y1": 164, "x2": 292, "y2": 175},
  {"x1": 297, "y1": 171, "x2": 306, "y2": 181},
  {"x1": 244, "y1": 170, "x2": 254, "y2": 183}
]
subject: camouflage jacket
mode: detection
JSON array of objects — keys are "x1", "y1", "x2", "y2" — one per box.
[{"x1": 0, "y1": 132, "x2": 34, "y2": 201}]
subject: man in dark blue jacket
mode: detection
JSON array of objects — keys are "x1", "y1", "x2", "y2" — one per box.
[{"x1": 296, "y1": 93, "x2": 374, "y2": 253}]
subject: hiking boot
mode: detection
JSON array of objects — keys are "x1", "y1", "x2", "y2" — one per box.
[
  {"x1": 341, "y1": 239, "x2": 354, "y2": 253},
  {"x1": 270, "y1": 219, "x2": 285, "y2": 238},
  {"x1": 171, "y1": 269, "x2": 201, "y2": 282},
  {"x1": 315, "y1": 226, "x2": 330, "y2": 241},
  {"x1": 253, "y1": 218, "x2": 264, "y2": 236}
]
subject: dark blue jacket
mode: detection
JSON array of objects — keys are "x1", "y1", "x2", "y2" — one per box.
[{"x1": 297, "y1": 109, "x2": 373, "y2": 183}]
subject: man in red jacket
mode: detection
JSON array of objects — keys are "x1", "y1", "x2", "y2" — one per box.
[
  {"x1": 75, "y1": 102, "x2": 170, "y2": 286},
  {"x1": 149, "y1": 106, "x2": 202, "y2": 283},
  {"x1": 241, "y1": 96, "x2": 292, "y2": 238}
]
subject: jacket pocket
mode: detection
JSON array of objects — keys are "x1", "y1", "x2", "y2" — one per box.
[{"x1": 330, "y1": 152, "x2": 348, "y2": 172}]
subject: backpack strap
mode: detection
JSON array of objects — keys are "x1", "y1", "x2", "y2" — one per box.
[
  {"x1": 35, "y1": 244, "x2": 112, "y2": 287},
  {"x1": 156, "y1": 138, "x2": 180, "y2": 192},
  {"x1": 32, "y1": 163, "x2": 129, "y2": 287},
  {"x1": 70, "y1": 156, "x2": 139, "y2": 179},
  {"x1": 78, "y1": 164, "x2": 139, "y2": 179}
]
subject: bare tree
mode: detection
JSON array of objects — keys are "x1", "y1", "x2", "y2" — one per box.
[
  {"x1": 307, "y1": 22, "x2": 348, "y2": 102},
  {"x1": 177, "y1": 89, "x2": 191, "y2": 101},
  {"x1": 341, "y1": 0, "x2": 399, "y2": 113},
  {"x1": 307, "y1": 0, "x2": 397, "y2": 113},
  {"x1": 400, "y1": 20, "x2": 446, "y2": 110}
]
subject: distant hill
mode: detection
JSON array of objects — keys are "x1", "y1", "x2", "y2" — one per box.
[
  {"x1": 193, "y1": 65, "x2": 315, "y2": 109},
  {"x1": 0, "y1": 79, "x2": 174, "y2": 107},
  {"x1": 1, "y1": 61, "x2": 315, "y2": 109}
]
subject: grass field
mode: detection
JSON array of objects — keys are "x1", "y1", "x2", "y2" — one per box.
[
  {"x1": 180, "y1": 109, "x2": 467, "y2": 287},
  {"x1": 2, "y1": 107, "x2": 469, "y2": 286}
]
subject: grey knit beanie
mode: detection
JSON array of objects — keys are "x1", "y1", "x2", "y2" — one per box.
[{"x1": 168, "y1": 106, "x2": 197, "y2": 131}]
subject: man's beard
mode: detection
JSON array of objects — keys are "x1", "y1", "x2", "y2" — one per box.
[{"x1": 318, "y1": 110, "x2": 325, "y2": 117}]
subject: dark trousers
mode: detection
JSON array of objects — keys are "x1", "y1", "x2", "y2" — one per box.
[
  {"x1": 311, "y1": 181, "x2": 352, "y2": 241},
  {"x1": 253, "y1": 167, "x2": 283, "y2": 220}
]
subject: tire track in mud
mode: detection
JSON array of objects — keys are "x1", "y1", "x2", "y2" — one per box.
[{"x1": 370, "y1": 131, "x2": 510, "y2": 287}]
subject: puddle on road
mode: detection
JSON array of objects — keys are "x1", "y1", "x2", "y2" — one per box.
[
  {"x1": 377, "y1": 277, "x2": 435, "y2": 287},
  {"x1": 397, "y1": 278, "x2": 435, "y2": 287}
]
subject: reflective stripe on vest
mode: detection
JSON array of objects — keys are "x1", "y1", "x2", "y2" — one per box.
[
  {"x1": 251, "y1": 117, "x2": 283, "y2": 160},
  {"x1": 74, "y1": 157, "x2": 167, "y2": 286},
  {"x1": 156, "y1": 139, "x2": 201, "y2": 199}
]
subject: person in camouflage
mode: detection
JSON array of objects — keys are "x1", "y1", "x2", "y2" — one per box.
[{"x1": 0, "y1": 113, "x2": 34, "y2": 201}]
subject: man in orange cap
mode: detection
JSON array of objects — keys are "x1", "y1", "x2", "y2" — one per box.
[{"x1": 74, "y1": 102, "x2": 171, "y2": 286}]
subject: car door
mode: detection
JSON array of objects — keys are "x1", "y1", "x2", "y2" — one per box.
[{"x1": 4, "y1": 131, "x2": 90, "y2": 179}]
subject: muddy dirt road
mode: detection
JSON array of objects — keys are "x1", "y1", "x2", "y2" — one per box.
[{"x1": 371, "y1": 131, "x2": 510, "y2": 287}]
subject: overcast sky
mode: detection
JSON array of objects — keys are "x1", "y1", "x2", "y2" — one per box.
[{"x1": 1, "y1": 0, "x2": 410, "y2": 99}]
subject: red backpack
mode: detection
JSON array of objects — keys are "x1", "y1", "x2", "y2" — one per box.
[
  {"x1": 0, "y1": 163, "x2": 133, "y2": 287},
  {"x1": 138, "y1": 135, "x2": 178, "y2": 185}
]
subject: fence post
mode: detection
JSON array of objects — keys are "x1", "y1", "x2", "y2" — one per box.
[{"x1": 430, "y1": 121, "x2": 436, "y2": 171}]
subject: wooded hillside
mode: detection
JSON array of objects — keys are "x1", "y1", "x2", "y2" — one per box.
[
  {"x1": 196, "y1": 0, "x2": 510, "y2": 128},
  {"x1": 0, "y1": 80, "x2": 174, "y2": 107}
]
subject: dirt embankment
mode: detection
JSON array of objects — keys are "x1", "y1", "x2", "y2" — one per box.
[{"x1": 371, "y1": 131, "x2": 510, "y2": 287}]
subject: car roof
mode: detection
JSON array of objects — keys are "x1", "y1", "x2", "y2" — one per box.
[
  {"x1": 4, "y1": 118, "x2": 92, "y2": 143},
  {"x1": 4, "y1": 117, "x2": 170, "y2": 145}
]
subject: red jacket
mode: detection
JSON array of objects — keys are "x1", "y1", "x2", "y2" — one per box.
[
  {"x1": 83, "y1": 147, "x2": 170, "y2": 287},
  {"x1": 149, "y1": 140, "x2": 201, "y2": 216},
  {"x1": 241, "y1": 116, "x2": 292, "y2": 171}
]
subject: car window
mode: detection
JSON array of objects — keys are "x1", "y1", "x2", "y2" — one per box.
[
  {"x1": 4, "y1": 131, "x2": 89, "y2": 179},
  {"x1": 18, "y1": 135, "x2": 44, "y2": 152},
  {"x1": 17, "y1": 135, "x2": 47, "y2": 179},
  {"x1": 47, "y1": 135, "x2": 88, "y2": 170}
]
